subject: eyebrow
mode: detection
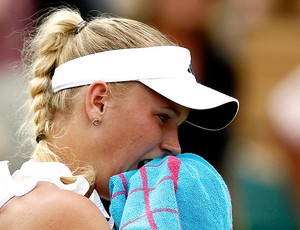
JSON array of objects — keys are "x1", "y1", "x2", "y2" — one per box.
[
  {"x1": 172, "y1": 108, "x2": 181, "y2": 118},
  {"x1": 162, "y1": 106, "x2": 180, "y2": 117},
  {"x1": 165, "y1": 106, "x2": 188, "y2": 125}
]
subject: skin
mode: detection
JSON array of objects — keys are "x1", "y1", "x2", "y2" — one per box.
[
  {"x1": 63, "y1": 81, "x2": 189, "y2": 199},
  {"x1": 0, "y1": 182, "x2": 111, "y2": 229},
  {"x1": 0, "y1": 81, "x2": 189, "y2": 229}
]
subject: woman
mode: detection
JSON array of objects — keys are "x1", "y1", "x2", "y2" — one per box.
[{"x1": 0, "y1": 7, "x2": 238, "y2": 229}]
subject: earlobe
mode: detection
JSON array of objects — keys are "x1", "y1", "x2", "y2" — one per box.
[
  {"x1": 85, "y1": 81, "x2": 109, "y2": 123},
  {"x1": 92, "y1": 118, "x2": 101, "y2": 126}
]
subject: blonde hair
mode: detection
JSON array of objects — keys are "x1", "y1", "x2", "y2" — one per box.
[{"x1": 21, "y1": 7, "x2": 175, "y2": 184}]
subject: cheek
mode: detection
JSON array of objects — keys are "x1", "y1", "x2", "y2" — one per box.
[
  {"x1": 118, "y1": 119, "x2": 161, "y2": 163},
  {"x1": 123, "y1": 121, "x2": 159, "y2": 154}
]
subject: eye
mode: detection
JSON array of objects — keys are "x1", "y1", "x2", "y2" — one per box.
[{"x1": 157, "y1": 114, "x2": 171, "y2": 123}]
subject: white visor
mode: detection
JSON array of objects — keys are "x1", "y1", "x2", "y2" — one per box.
[{"x1": 52, "y1": 46, "x2": 239, "y2": 130}]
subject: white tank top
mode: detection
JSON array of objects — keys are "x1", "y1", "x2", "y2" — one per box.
[{"x1": 0, "y1": 160, "x2": 114, "y2": 229}]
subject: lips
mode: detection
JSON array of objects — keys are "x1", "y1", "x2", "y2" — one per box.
[{"x1": 137, "y1": 159, "x2": 152, "y2": 169}]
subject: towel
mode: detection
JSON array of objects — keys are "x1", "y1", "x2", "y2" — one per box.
[{"x1": 109, "y1": 153, "x2": 232, "y2": 230}]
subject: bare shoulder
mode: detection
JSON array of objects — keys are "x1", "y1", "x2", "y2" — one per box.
[{"x1": 0, "y1": 182, "x2": 111, "y2": 230}]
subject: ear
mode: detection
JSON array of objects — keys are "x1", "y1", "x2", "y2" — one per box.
[{"x1": 85, "y1": 81, "x2": 110, "y2": 123}]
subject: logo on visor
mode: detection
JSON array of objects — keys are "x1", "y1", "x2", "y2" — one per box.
[{"x1": 188, "y1": 63, "x2": 194, "y2": 75}]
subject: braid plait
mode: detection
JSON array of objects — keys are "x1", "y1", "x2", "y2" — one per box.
[
  {"x1": 28, "y1": 9, "x2": 83, "y2": 140},
  {"x1": 23, "y1": 9, "x2": 84, "y2": 164}
]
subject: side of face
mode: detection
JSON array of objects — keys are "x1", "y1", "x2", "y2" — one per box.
[{"x1": 85, "y1": 81, "x2": 189, "y2": 198}]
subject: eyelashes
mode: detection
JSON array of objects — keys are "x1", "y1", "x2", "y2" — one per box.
[{"x1": 157, "y1": 114, "x2": 171, "y2": 123}]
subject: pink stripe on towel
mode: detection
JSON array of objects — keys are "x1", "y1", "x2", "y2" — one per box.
[
  {"x1": 167, "y1": 156, "x2": 181, "y2": 192},
  {"x1": 140, "y1": 166, "x2": 157, "y2": 229}
]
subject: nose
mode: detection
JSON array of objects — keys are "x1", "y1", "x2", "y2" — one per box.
[{"x1": 160, "y1": 128, "x2": 181, "y2": 156}]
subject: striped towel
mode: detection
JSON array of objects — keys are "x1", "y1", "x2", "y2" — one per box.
[{"x1": 109, "y1": 153, "x2": 232, "y2": 230}]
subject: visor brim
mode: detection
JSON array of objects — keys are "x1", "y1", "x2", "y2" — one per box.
[{"x1": 140, "y1": 77, "x2": 239, "y2": 131}]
